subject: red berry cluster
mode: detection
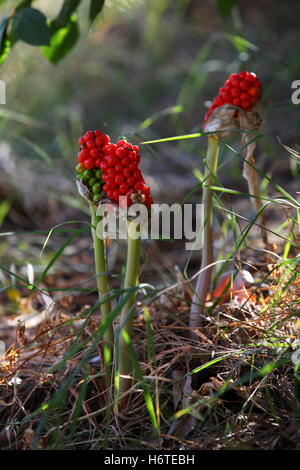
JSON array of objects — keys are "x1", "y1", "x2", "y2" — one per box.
[
  {"x1": 77, "y1": 130, "x2": 111, "y2": 170},
  {"x1": 204, "y1": 71, "x2": 261, "y2": 125},
  {"x1": 76, "y1": 131, "x2": 153, "y2": 208},
  {"x1": 100, "y1": 140, "x2": 153, "y2": 208}
]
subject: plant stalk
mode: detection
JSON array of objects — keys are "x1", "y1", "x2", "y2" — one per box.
[
  {"x1": 189, "y1": 135, "x2": 219, "y2": 337},
  {"x1": 242, "y1": 134, "x2": 269, "y2": 249},
  {"x1": 90, "y1": 205, "x2": 114, "y2": 384},
  {"x1": 117, "y1": 220, "x2": 141, "y2": 404}
]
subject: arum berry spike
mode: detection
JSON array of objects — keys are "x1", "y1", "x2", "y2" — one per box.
[
  {"x1": 190, "y1": 71, "x2": 263, "y2": 338},
  {"x1": 76, "y1": 131, "x2": 153, "y2": 403},
  {"x1": 203, "y1": 71, "x2": 261, "y2": 125},
  {"x1": 107, "y1": 140, "x2": 153, "y2": 407},
  {"x1": 204, "y1": 72, "x2": 267, "y2": 245},
  {"x1": 76, "y1": 129, "x2": 114, "y2": 385}
]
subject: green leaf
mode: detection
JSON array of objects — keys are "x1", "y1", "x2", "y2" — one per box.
[
  {"x1": 11, "y1": 7, "x2": 50, "y2": 46},
  {"x1": 216, "y1": 0, "x2": 236, "y2": 17},
  {"x1": 51, "y1": 0, "x2": 81, "y2": 33},
  {"x1": 227, "y1": 34, "x2": 258, "y2": 53},
  {"x1": 89, "y1": 0, "x2": 105, "y2": 24},
  {"x1": 141, "y1": 132, "x2": 203, "y2": 145},
  {"x1": 0, "y1": 17, "x2": 10, "y2": 64},
  {"x1": 43, "y1": 16, "x2": 79, "y2": 64}
]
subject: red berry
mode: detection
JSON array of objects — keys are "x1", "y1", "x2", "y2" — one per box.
[
  {"x1": 107, "y1": 190, "x2": 114, "y2": 200},
  {"x1": 95, "y1": 159, "x2": 102, "y2": 168},
  {"x1": 109, "y1": 144, "x2": 117, "y2": 153},
  {"x1": 95, "y1": 137, "x2": 103, "y2": 147},
  {"x1": 135, "y1": 182, "x2": 150, "y2": 195},
  {"x1": 134, "y1": 182, "x2": 143, "y2": 191},
  {"x1": 230, "y1": 87, "x2": 240, "y2": 98},
  {"x1": 107, "y1": 167, "x2": 116, "y2": 177},
  {"x1": 129, "y1": 151, "x2": 139, "y2": 162},
  {"x1": 87, "y1": 139, "x2": 95, "y2": 149},
  {"x1": 104, "y1": 181, "x2": 116, "y2": 191},
  {"x1": 90, "y1": 149, "x2": 100, "y2": 159},
  {"x1": 103, "y1": 144, "x2": 112, "y2": 153},
  {"x1": 129, "y1": 162, "x2": 137, "y2": 172},
  {"x1": 102, "y1": 134, "x2": 110, "y2": 145},
  {"x1": 232, "y1": 98, "x2": 240, "y2": 106},
  {"x1": 121, "y1": 157, "x2": 130, "y2": 167},
  {"x1": 220, "y1": 90, "x2": 231, "y2": 101},
  {"x1": 249, "y1": 86, "x2": 260, "y2": 96},
  {"x1": 213, "y1": 96, "x2": 223, "y2": 106},
  {"x1": 78, "y1": 149, "x2": 90, "y2": 163},
  {"x1": 84, "y1": 131, "x2": 94, "y2": 142},
  {"x1": 107, "y1": 155, "x2": 118, "y2": 166},
  {"x1": 112, "y1": 190, "x2": 120, "y2": 200},
  {"x1": 231, "y1": 77, "x2": 240, "y2": 87},
  {"x1": 85, "y1": 159, "x2": 95, "y2": 170},
  {"x1": 123, "y1": 168, "x2": 131, "y2": 178},
  {"x1": 119, "y1": 183, "x2": 129, "y2": 194},
  {"x1": 115, "y1": 163, "x2": 124, "y2": 173},
  {"x1": 240, "y1": 92, "x2": 248, "y2": 101},
  {"x1": 94, "y1": 130, "x2": 102, "y2": 137},
  {"x1": 116, "y1": 147, "x2": 126, "y2": 158},
  {"x1": 79, "y1": 137, "x2": 86, "y2": 147},
  {"x1": 115, "y1": 174, "x2": 124, "y2": 185},
  {"x1": 241, "y1": 100, "x2": 250, "y2": 110},
  {"x1": 239, "y1": 80, "x2": 249, "y2": 90},
  {"x1": 127, "y1": 176, "x2": 136, "y2": 187},
  {"x1": 133, "y1": 170, "x2": 142, "y2": 180},
  {"x1": 100, "y1": 161, "x2": 108, "y2": 171}
]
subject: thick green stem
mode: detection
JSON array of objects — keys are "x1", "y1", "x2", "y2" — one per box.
[
  {"x1": 90, "y1": 205, "x2": 114, "y2": 381},
  {"x1": 117, "y1": 220, "x2": 141, "y2": 403},
  {"x1": 189, "y1": 135, "x2": 219, "y2": 337}
]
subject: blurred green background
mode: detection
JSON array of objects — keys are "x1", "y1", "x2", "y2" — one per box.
[{"x1": 0, "y1": 0, "x2": 299, "y2": 232}]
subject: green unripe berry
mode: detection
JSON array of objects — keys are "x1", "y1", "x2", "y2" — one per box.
[
  {"x1": 93, "y1": 194, "x2": 101, "y2": 203},
  {"x1": 92, "y1": 183, "x2": 102, "y2": 194},
  {"x1": 82, "y1": 169, "x2": 93, "y2": 181},
  {"x1": 95, "y1": 169, "x2": 103, "y2": 179},
  {"x1": 89, "y1": 178, "x2": 97, "y2": 187}
]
